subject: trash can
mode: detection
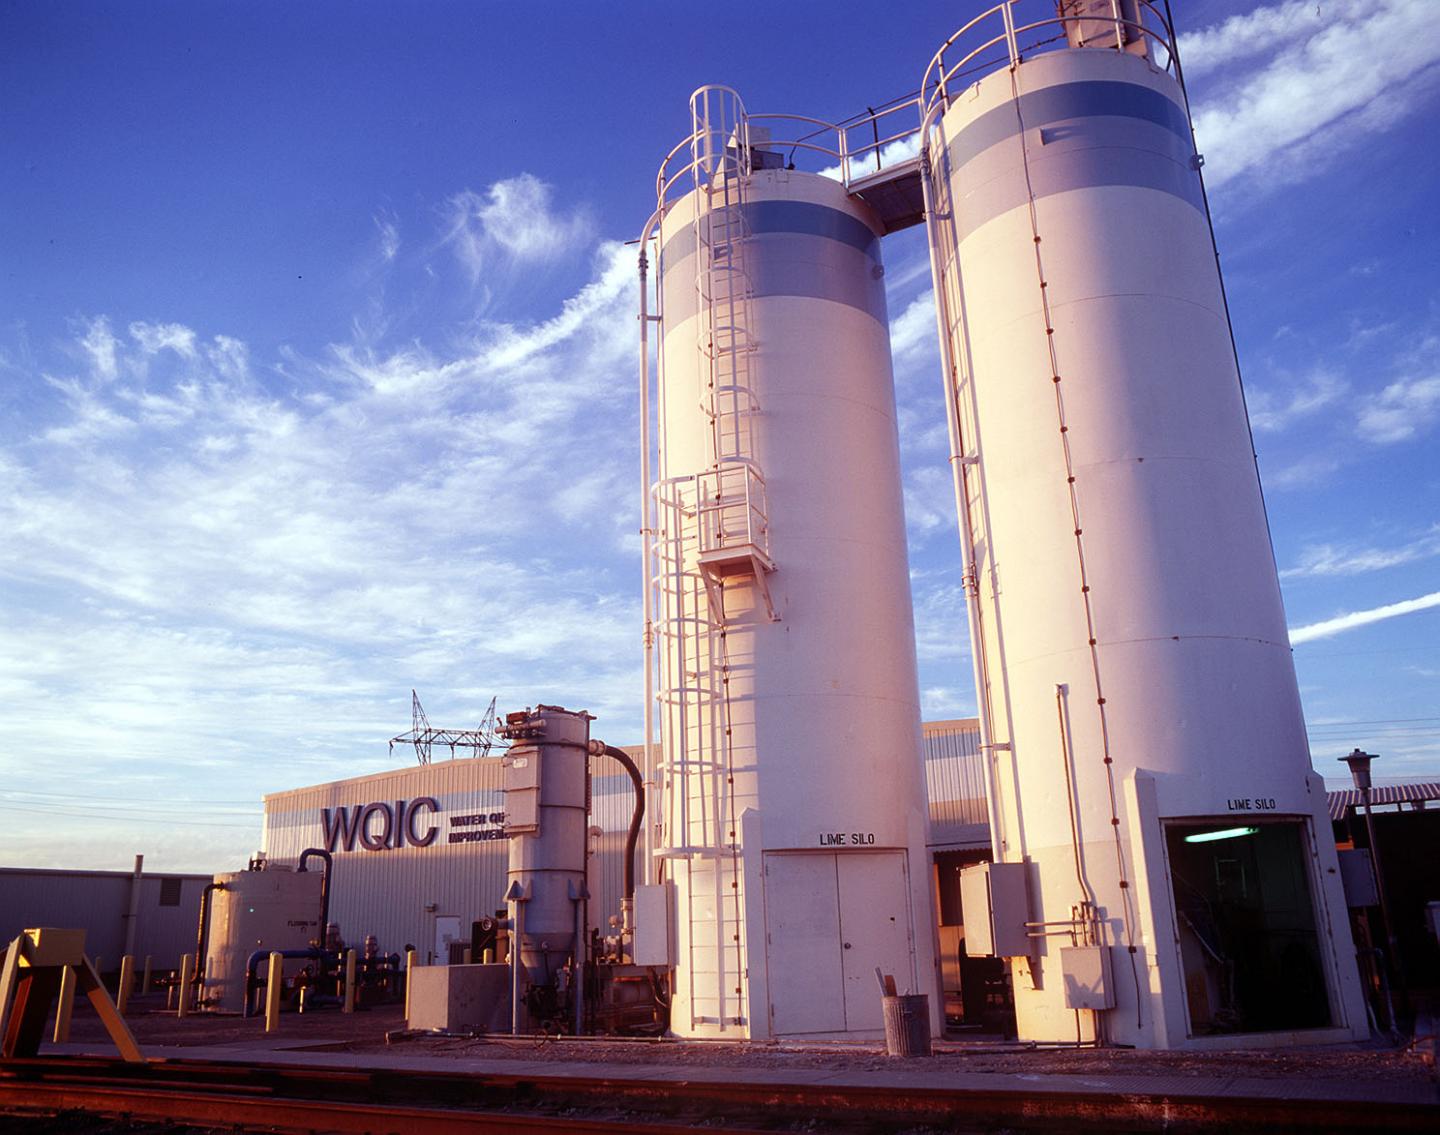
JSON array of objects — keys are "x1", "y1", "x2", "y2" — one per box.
[{"x1": 882, "y1": 993, "x2": 932, "y2": 1057}]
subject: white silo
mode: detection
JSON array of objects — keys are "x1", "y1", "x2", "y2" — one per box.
[
  {"x1": 920, "y1": 1, "x2": 1367, "y2": 1047},
  {"x1": 641, "y1": 87, "x2": 938, "y2": 1039}
]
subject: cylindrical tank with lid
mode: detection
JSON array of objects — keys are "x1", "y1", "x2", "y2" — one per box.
[
  {"x1": 649, "y1": 90, "x2": 938, "y2": 1039},
  {"x1": 203, "y1": 866, "x2": 323, "y2": 1012},
  {"x1": 500, "y1": 706, "x2": 591, "y2": 990},
  {"x1": 921, "y1": 1, "x2": 1366, "y2": 1046}
]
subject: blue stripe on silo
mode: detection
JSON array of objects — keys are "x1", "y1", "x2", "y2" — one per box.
[
  {"x1": 660, "y1": 199, "x2": 881, "y2": 264},
  {"x1": 661, "y1": 235, "x2": 887, "y2": 325},
  {"x1": 946, "y1": 80, "x2": 1193, "y2": 169},
  {"x1": 953, "y1": 141, "x2": 1205, "y2": 240},
  {"x1": 943, "y1": 82, "x2": 1204, "y2": 238}
]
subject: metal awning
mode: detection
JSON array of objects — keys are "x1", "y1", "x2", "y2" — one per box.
[
  {"x1": 1327, "y1": 782, "x2": 1440, "y2": 821},
  {"x1": 847, "y1": 156, "x2": 926, "y2": 235}
]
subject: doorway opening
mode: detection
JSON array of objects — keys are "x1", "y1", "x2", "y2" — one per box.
[
  {"x1": 1166, "y1": 820, "x2": 1330, "y2": 1035},
  {"x1": 933, "y1": 848, "x2": 1012, "y2": 1032}
]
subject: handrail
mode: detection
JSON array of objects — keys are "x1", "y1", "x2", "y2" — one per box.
[
  {"x1": 656, "y1": 90, "x2": 927, "y2": 215},
  {"x1": 922, "y1": 0, "x2": 1179, "y2": 116}
]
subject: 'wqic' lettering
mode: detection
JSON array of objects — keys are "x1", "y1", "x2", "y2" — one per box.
[{"x1": 320, "y1": 797, "x2": 439, "y2": 852}]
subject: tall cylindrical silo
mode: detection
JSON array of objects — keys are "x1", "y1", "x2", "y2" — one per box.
[
  {"x1": 921, "y1": 2, "x2": 1366, "y2": 1047},
  {"x1": 646, "y1": 88, "x2": 938, "y2": 1039}
]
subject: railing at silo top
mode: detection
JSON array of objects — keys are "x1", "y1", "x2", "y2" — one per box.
[
  {"x1": 921, "y1": 0, "x2": 1180, "y2": 117},
  {"x1": 655, "y1": 94, "x2": 925, "y2": 205}
]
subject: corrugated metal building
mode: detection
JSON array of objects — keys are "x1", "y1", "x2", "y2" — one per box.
[
  {"x1": 0, "y1": 866, "x2": 212, "y2": 974},
  {"x1": 261, "y1": 748, "x2": 651, "y2": 963},
  {"x1": 261, "y1": 722, "x2": 990, "y2": 966}
]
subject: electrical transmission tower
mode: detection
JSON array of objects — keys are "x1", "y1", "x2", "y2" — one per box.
[{"x1": 389, "y1": 691, "x2": 504, "y2": 766}]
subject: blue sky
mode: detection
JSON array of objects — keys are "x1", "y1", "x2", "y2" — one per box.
[{"x1": 3, "y1": 0, "x2": 1437, "y2": 872}]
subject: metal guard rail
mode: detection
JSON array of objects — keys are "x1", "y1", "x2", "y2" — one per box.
[
  {"x1": 922, "y1": 0, "x2": 1180, "y2": 115},
  {"x1": 654, "y1": 90, "x2": 926, "y2": 212}
]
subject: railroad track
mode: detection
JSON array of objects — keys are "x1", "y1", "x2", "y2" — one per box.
[{"x1": 1, "y1": 1053, "x2": 1436, "y2": 1133}]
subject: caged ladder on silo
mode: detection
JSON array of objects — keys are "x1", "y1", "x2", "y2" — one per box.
[{"x1": 649, "y1": 85, "x2": 776, "y2": 1031}]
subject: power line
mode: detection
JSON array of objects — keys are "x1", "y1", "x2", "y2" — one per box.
[
  {"x1": 1305, "y1": 716, "x2": 1440, "y2": 727},
  {"x1": 1, "y1": 789, "x2": 259, "y2": 814},
  {"x1": 7, "y1": 803, "x2": 258, "y2": 829}
]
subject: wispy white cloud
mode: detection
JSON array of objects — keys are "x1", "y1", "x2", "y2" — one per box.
[
  {"x1": 1356, "y1": 369, "x2": 1440, "y2": 444},
  {"x1": 129, "y1": 320, "x2": 198, "y2": 358},
  {"x1": 1290, "y1": 590, "x2": 1440, "y2": 644},
  {"x1": 78, "y1": 315, "x2": 119, "y2": 381},
  {"x1": 0, "y1": 218, "x2": 646, "y2": 863},
  {"x1": 1246, "y1": 369, "x2": 1345, "y2": 432},
  {"x1": 889, "y1": 289, "x2": 938, "y2": 368},
  {"x1": 375, "y1": 210, "x2": 400, "y2": 262},
  {"x1": 1180, "y1": 0, "x2": 1333, "y2": 76},
  {"x1": 818, "y1": 132, "x2": 921, "y2": 183},
  {"x1": 443, "y1": 174, "x2": 593, "y2": 281},
  {"x1": 1281, "y1": 527, "x2": 1440, "y2": 578},
  {"x1": 1186, "y1": 0, "x2": 1440, "y2": 192}
]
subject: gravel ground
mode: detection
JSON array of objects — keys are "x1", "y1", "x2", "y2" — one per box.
[
  {"x1": 56, "y1": 992, "x2": 1434, "y2": 1089},
  {"x1": 367, "y1": 1031, "x2": 1433, "y2": 1087}
]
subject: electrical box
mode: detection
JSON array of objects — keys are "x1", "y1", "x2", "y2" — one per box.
[
  {"x1": 502, "y1": 752, "x2": 540, "y2": 834},
  {"x1": 1337, "y1": 848, "x2": 1378, "y2": 908},
  {"x1": 1061, "y1": 946, "x2": 1114, "y2": 1010},
  {"x1": 959, "y1": 861, "x2": 1031, "y2": 957},
  {"x1": 632, "y1": 882, "x2": 674, "y2": 967}
]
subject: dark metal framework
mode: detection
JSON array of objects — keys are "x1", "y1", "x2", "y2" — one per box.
[{"x1": 388, "y1": 690, "x2": 504, "y2": 766}]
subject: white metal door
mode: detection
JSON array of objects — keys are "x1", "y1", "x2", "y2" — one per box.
[
  {"x1": 433, "y1": 915, "x2": 462, "y2": 964},
  {"x1": 763, "y1": 853, "x2": 845, "y2": 1034},
  {"x1": 837, "y1": 850, "x2": 913, "y2": 1031}
]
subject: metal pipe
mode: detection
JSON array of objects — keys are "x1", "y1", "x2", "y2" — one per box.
[
  {"x1": 403, "y1": 948, "x2": 416, "y2": 1021},
  {"x1": 117, "y1": 956, "x2": 134, "y2": 1017},
  {"x1": 264, "y1": 953, "x2": 283, "y2": 1033},
  {"x1": 572, "y1": 888, "x2": 585, "y2": 1037},
  {"x1": 241, "y1": 947, "x2": 322, "y2": 1019},
  {"x1": 122, "y1": 854, "x2": 143, "y2": 961},
  {"x1": 342, "y1": 948, "x2": 356, "y2": 1013},
  {"x1": 590, "y1": 742, "x2": 645, "y2": 907},
  {"x1": 510, "y1": 898, "x2": 525, "y2": 1035},
  {"x1": 637, "y1": 212, "x2": 662, "y2": 883},
  {"x1": 192, "y1": 881, "x2": 223, "y2": 994},
  {"x1": 297, "y1": 847, "x2": 333, "y2": 945},
  {"x1": 176, "y1": 954, "x2": 193, "y2": 1018},
  {"x1": 1358, "y1": 788, "x2": 1403, "y2": 984},
  {"x1": 918, "y1": 119, "x2": 1006, "y2": 858}
]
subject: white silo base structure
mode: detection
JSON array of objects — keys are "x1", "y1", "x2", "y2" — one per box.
[
  {"x1": 923, "y1": 16, "x2": 1367, "y2": 1048},
  {"x1": 648, "y1": 101, "x2": 939, "y2": 1039}
]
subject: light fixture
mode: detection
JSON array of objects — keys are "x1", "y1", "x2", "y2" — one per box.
[
  {"x1": 1339, "y1": 748, "x2": 1375, "y2": 791},
  {"x1": 1183, "y1": 826, "x2": 1259, "y2": 844}
]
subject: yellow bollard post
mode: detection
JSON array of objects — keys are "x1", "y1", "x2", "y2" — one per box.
[
  {"x1": 53, "y1": 965, "x2": 77, "y2": 1043},
  {"x1": 177, "y1": 954, "x2": 193, "y2": 1018},
  {"x1": 343, "y1": 948, "x2": 357, "y2": 1013},
  {"x1": 404, "y1": 948, "x2": 416, "y2": 1022},
  {"x1": 117, "y1": 955, "x2": 134, "y2": 1017},
  {"x1": 141, "y1": 955, "x2": 153, "y2": 996},
  {"x1": 265, "y1": 952, "x2": 283, "y2": 1033}
]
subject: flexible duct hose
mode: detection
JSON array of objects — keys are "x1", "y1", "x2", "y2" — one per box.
[{"x1": 592, "y1": 743, "x2": 644, "y2": 901}]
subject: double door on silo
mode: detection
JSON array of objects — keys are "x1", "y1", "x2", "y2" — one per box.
[{"x1": 763, "y1": 850, "x2": 915, "y2": 1034}]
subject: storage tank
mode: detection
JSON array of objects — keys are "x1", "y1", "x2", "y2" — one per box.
[
  {"x1": 499, "y1": 704, "x2": 591, "y2": 1027},
  {"x1": 202, "y1": 865, "x2": 323, "y2": 1012},
  {"x1": 644, "y1": 87, "x2": 938, "y2": 1039},
  {"x1": 919, "y1": 1, "x2": 1367, "y2": 1046}
]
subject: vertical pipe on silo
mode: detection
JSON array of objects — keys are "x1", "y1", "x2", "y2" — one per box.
[{"x1": 918, "y1": 126, "x2": 1006, "y2": 860}]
